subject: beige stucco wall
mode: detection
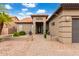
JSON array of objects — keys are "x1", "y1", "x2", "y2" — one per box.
[
  {"x1": 8, "y1": 22, "x2": 17, "y2": 34},
  {"x1": 49, "y1": 10, "x2": 78, "y2": 44},
  {"x1": 1, "y1": 24, "x2": 8, "y2": 35},
  {"x1": 49, "y1": 11, "x2": 63, "y2": 41},
  {"x1": 62, "y1": 10, "x2": 79, "y2": 16},
  {"x1": 17, "y1": 23, "x2": 33, "y2": 33},
  {"x1": 1, "y1": 22, "x2": 17, "y2": 35}
]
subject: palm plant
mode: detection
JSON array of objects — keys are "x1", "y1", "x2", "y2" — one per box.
[
  {"x1": 0, "y1": 12, "x2": 12, "y2": 35},
  {"x1": 0, "y1": 4, "x2": 12, "y2": 35}
]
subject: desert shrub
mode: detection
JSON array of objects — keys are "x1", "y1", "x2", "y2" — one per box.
[
  {"x1": 13, "y1": 32, "x2": 20, "y2": 37},
  {"x1": 46, "y1": 29, "x2": 48, "y2": 34},
  {"x1": 46, "y1": 29, "x2": 50, "y2": 35},
  {"x1": 44, "y1": 33, "x2": 47, "y2": 38},
  {"x1": 19, "y1": 31, "x2": 26, "y2": 35},
  {"x1": 0, "y1": 38, "x2": 3, "y2": 42}
]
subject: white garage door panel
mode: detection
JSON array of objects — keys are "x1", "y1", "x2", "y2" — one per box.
[{"x1": 72, "y1": 18, "x2": 79, "y2": 43}]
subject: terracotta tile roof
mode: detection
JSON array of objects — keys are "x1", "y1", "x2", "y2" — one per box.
[{"x1": 16, "y1": 18, "x2": 33, "y2": 23}]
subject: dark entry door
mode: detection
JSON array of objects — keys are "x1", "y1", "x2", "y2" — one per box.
[
  {"x1": 36, "y1": 22, "x2": 43, "y2": 34},
  {"x1": 72, "y1": 18, "x2": 79, "y2": 43}
]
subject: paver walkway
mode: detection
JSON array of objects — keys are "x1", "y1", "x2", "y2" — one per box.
[{"x1": 0, "y1": 35, "x2": 79, "y2": 56}]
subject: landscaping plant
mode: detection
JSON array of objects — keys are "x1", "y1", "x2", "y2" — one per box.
[
  {"x1": 44, "y1": 33, "x2": 47, "y2": 38},
  {"x1": 0, "y1": 38, "x2": 3, "y2": 42},
  {"x1": 0, "y1": 4, "x2": 12, "y2": 35},
  {"x1": 13, "y1": 32, "x2": 20, "y2": 37},
  {"x1": 19, "y1": 31, "x2": 26, "y2": 35},
  {"x1": 13, "y1": 31, "x2": 26, "y2": 37}
]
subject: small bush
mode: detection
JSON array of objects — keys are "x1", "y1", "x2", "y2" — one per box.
[
  {"x1": 0, "y1": 38, "x2": 3, "y2": 42},
  {"x1": 44, "y1": 33, "x2": 47, "y2": 38},
  {"x1": 46, "y1": 29, "x2": 50, "y2": 35},
  {"x1": 13, "y1": 32, "x2": 20, "y2": 37},
  {"x1": 19, "y1": 31, "x2": 26, "y2": 35}
]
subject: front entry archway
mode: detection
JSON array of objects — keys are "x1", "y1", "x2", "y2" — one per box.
[
  {"x1": 36, "y1": 22, "x2": 43, "y2": 34},
  {"x1": 31, "y1": 14, "x2": 48, "y2": 34}
]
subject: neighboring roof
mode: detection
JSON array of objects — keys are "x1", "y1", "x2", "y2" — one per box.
[
  {"x1": 16, "y1": 18, "x2": 32, "y2": 24},
  {"x1": 31, "y1": 14, "x2": 48, "y2": 19},
  {"x1": 47, "y1": 3, "x2": 79, "y2": 23}
]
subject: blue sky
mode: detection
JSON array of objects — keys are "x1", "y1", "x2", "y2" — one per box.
[{"x1": 3, "y1": 3, "x2": 60, "y2": 19}]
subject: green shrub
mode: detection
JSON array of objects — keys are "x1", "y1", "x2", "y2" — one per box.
[
  {"x1": 47, "y1": 32, "x2": 50, "y2": 35},
  {"x1": 46, "y1": 29, "x2": 50, "y2": 35},
  {"x1": 13, "y1": 31, "x2": 26, "y2": 37},
  {"x1": 13, "y1": 32, "x2": 20, "y2": 37},
  {"x1": 44, "y1": 33, "x2": 47, "y2": 38},
  {"x1": 0, "y1": 38, "x2": 3, "y2": 42},
  {"x1": 19, "y1": 31, "x2": 26, "y2": 35}
]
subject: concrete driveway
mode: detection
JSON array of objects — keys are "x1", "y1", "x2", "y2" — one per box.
[{"x1": 0, "y1": 35, "x2": 79, "y2": 56}]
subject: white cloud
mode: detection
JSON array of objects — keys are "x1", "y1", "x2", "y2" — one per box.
[
  {"x1": 36, "y1": 9, "x2": 46, "y2": 14},
  {"x1": 18, "y1": 15, "x2": 31, "y2": 20},
  {"x1": 18, "y1": 12, "x2": 33, "y2": 16},
  {"x1": 5, "y1": 4, "x2": 12, "y2": 9},
  {"x1": 22, "y1": 3, "x2": 36, "y2": 8},
  {"x1": 22, "y1": 8, "x2": 28, "y2": 12},
  {"x1": 18, "y1": 12, "x2": 33, "y2": 19},
  {"x1": 18, "y1": 13, "x2": 24, "y2": 16},
  {"x1": 26, "y1": 12, "x2": 33, "y2": 15}
]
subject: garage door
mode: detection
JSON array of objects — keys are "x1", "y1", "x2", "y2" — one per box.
[{"x1": 72, "y1": 18, "x2": 79, "y2": 43}]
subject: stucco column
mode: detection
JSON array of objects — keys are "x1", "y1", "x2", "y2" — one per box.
[{"x1": 43, "y1": 22, "x2": 46, "y2": 34}]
